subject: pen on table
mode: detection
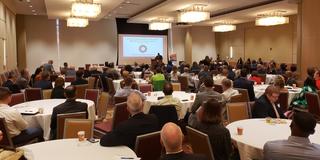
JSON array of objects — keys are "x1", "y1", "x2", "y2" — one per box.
[{"x1": 120, "y1": 157, "x2": 134, "y2": 159}]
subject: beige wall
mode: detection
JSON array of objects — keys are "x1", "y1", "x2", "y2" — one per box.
[
  {"x1": 216, "y1": 15, "x2": 297, "y2": 64},
  {"x1": 170, "y1": 27, "x2": 186, "y2": 62}
]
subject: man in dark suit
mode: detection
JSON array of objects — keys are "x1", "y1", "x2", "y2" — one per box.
[
  {"x1": 71, "y1": 70, "x2": 88, "y2": 85},
  {"x1": 234, "y1": 68, "x2": 255, "y2": 101},
  {"x1": 252, "y1": 86, "x2": 285, "y2": 118},
  {"x1": 100, "y1": 92, "x2": 158, "y2": 149},
  {"x1": 2, "y1": 71, "x2": 20, "y2": 93},
  {"x1": 33, "y1": 71, "x2": 53, "y2": 89},
  {"x1": 49, "y1": 86, "x2": 88, "y2": 139},
  {"x1": 160, "y1": 122, "x2": 207, "y2": 160}
]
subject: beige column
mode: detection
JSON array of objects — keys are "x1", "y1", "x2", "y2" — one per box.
[
  {"x1": 16, "y1": 15, "x2": 27, "y2": 69},
  {"x1": 184, "y1": 28, "x2": 192, "y2": 64}
]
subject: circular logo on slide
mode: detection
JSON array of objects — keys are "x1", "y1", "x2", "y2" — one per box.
[{"x1": 139, "y1": 45, "x2": 147, "y2": 53}]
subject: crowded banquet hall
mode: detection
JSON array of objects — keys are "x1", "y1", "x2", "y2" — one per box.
[{"x1": 0, "y1": 0, "x2": 320, "y2": 159}]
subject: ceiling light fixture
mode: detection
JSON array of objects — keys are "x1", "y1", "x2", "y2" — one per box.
[
  {"x1": 255, "y1": 12, "x2": 289, "y2": 26},
  {"x1": 71, "y1": 0, "x2": 101, "y2": 18},
  {"x1": 212, "y1": 24, "x2": 236, "y2": 32},
  {"x1": 177, "y1": 4, "x2": 210, "y2": 23},
  {"x1": 67, "y1": 16, "x2": 89, "y2": 27},
  {"x1": 149, "y1": 18, "x2": 171, "y2": 30}
]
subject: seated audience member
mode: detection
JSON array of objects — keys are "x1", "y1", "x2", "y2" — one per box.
[
  {"x1": 188, "y1": 77, "x2": 223, "y2": 127},
  {"x1": 314, "y1": 70, "x2": 320, "y2": 90},
  {"x1": 290, "y1": 76, "x2": 317, "y2": 110},
  {"x1": 213, "y1": 68, "x2": 228, "y2": 85},
  {"x1": 198, "y1": 65, "x2": 210, "y2": 80},
  {"x1": 195, "y1": 100, "x2": 232, "y2": 160},
  {"x1": 30, "y1": 67, "x2": 42, "y2": 87},
  {"x1": 263, "y1": 112, "x2": 320, "y2": 160},
  {"x1": 227, "y1": 65, "x2": 235, "y2": 81},
  {"x1": 273, "y1": 75, "x2": 288, "y2": 92},
  {"x1": 150, "y1": 67, "x2": 165, "y2": 83},
  {"x1": 50, "y1": 86, "x2": 88, "y2": 139},
  {"x1": 170, "y1": 66, "x2": 180, "y2": 82},
  {"x1": 33, "y1": 71, "x2": 53, "y2": 89},
  {"x1": 191, "y1": 61, "x2": 200, "y2": 74},
  {"x1": 106, "y1": 62, "x2": 120, "y2": 80},
  {"x1": 221, "y1": 78, "x2": 239, "y2": 101},
  {"x1": 89, "y1": 66, "x2": 102, "y2": 76},
  {"x1": 160, "y1": 122, "x2": 207, "y2": 160},
  {"x1": 285, "y1": 71, "x2": 297, "y2": 86},
  {"x1": 257, "y1": 64, "x2": 266, "y2": 74},
  {"x1": 304, "y1": 67, "x2": 316, "y2": 87},
  {"x1": 60, "y1": 62, "x2": 68, "y2": 75},
  {"x1": 181, "y1": 67, "x2": 194, "y2": 88},
  {"x1": 51, "y1": 77, "x2": 66, "y2": 99},
  {"x1": 0, "y1": 87, "x2": 44, "y2": 144},
  {"x1": 115, "y1": 77, "x2": 146, "y2": 100},
  {"x1": 156, "y1": 82, "x2": 183, "y2": 118},
  {"x1": 290, "y1": 64, "x2": 298, "y2": 73},
  {"x1": 71, "y1": 70, "x2": 88, "y2": 85},
  {"x1": 249, "y1": 71, "x2": 262, "y2": 84},
  {"x1": 234, "y1": 69, "x2": 255, "y2": 101},
  {"x1": 100, "y1": 92, "x2": 158, "y2": 149},
  {"x1": 16, "y1": 69, "x2": 30, "y2": 89},
  {"x1": 2, "y1": 72, "x2": 21, "y2": 93},
  {"x1": 252, "y1": 86, "x2": 285, "y2": 118},
  {"x1": 43, "y1": 60, "x2": 55, "y2": 74}
]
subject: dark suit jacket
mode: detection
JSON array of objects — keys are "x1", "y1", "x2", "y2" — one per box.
[
  {"x1": 34, "y1": 80, "x2": 53, "y2": 90},
  {"x1": 252, "y1": 95, "x2": 285, "y2": 118},
  {"x1": 160, "y1": 152, "x2": 208, "y2": 160},
  {"x1": 51, "y1": 86, "x2": 65, "y2": 99},
  {"x1": 100, "y1": 112, "x2": 159, "y2": 149},
  {"x1": 233, "y1": 77, "x2": 255, "y2": 101},
  {"x1": 71, "y1": 78, "x2": 88, "y2": 86},
  {"x1": 50, "y1": 99, "x2": 88, "y2": 139},
  {"x1": 2, "y1": 80, "x2": 21, "y2": 93}
]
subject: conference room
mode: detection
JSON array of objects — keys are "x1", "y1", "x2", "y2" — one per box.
[{"x1": 0, "y1": 0, "x2": 319, "y2": 159}]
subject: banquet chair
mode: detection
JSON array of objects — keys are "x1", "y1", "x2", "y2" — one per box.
[
  {"x1": 57, "y1": 112, "x2": 87, "y2": 139},
  {"x1": 172, "y1": 83, "x2": 181, "y2": 91},
  {"x1": 8, "y1": 93, "x2": 25, "y2": 106},
  {"x1": 152, "y1": 80, "x2": 165, "y2": 91},
  {"x1": 74, "y1": 84, "x2": 88, "y2": 99},
  {"x1": 87, "y1": 77, "x2": 97, "y2": 89},
  {"x1": 226, "y1": 102, "x2": 249, "y2": 123},
  {"x1": 0, "y1": 118, "x2": 14, "y2": 150},
  {"x1": 64, "y1": 76, "x2": 76, "y2": 82},
  {"x1": 96, "y1": 92, "x2": 109, "y2": 120},
  {"x1": 186, "y1": 126, "x2": 214, "y2": 160},
  {"x1": 25, "y1": 88, "x2": 42, "y2": 101},
  {"x1": 278, "y1": 92, "x2": 289, "y2": 112},
  {"x1": 247, "y1": 101, "x2": 255, "y2": 118},
  {"x1": 114, "y1": 96, "x2": 127, "y2": 104},
  {"x1": 149, "y1": 105, "x2": 178, "y2": 129},
  {"x1": 42, "y1": 89, "x2": 52, "y2": 99},
  {"x1": 85, "y1": 89, "x2": 100, "y2": 112},
  {"x1": 63, "y1": 119, "x2": 93, "y2": 139},
  {"x1": 138, "y1": 84, "x2": 153, "y2": 93},
  {"x1": 107, "y1": 78, "x2": 116, "y2": 95},
  {"x1": 178, "y1": 76, "x2": 188, "y2": 92},
  {"x1": 229, "y1": 94, "x2": 245, "y2": 103},
  {"x1": 234, "y1": 88, "x2": 250, "y2": 102},
  {"x1": 305, "y1": 92, "x2": 320, "y2": 119},
  {"x1": 213, "y1": 84, "x2": 223, "y2": 93},
  {"x1": 135, "y1": 131, "x2": 162, "y2": 160}
]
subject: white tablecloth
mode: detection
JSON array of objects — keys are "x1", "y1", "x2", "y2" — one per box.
[
  {"x1": 52, "y1": 82, "x2": 71, "y2": 88},
  {"x1": 265, "y1": 74, "x2": 277, "y2": 84},
  {"x1": 226, "y1": 119, "x2": 320, "y2": 160},
  {"x1": 254, "y1": 85, "x2": 302, "y2": 104},
  {"x1": 20, "y1": 139, "x2": 138, "y2": 160},
  {"x1": 12, "y1": 99, "x2": 95, "y2": 140},
  {"x1": 192, "y1": 76, "x2": 199, "y2": 89},
  {"x1": 133, "y1": 72, "x2": 142, "y2": 78},
  {"x1": 143, "y1": 91, "x2": 195, "y2": 119},
  {"x1": 113, "y1": 78, "x2": 148, "y2": 91}
]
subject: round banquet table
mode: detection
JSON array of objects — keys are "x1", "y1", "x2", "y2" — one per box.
[
  {"x1": 143, "y1": 91, "x2": 196, "y2": 119},
  {"x1": 12, "y1": 99, "x2": 95, "y2": 140},
  {"x1": 254, "y1": 84, "x2": 302, "y2": 104},
  {"x1": 113, "y1": 78, "x2": 148, "y2": 91},
  {"x1": 226, "y1": 119, "x2": 320, "y2": 160},
  {"x1": 20, "y1": 139, "x2": 138, "y2": 160}
]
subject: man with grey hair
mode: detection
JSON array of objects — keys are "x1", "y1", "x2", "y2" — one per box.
[
  {"x1": 160, "y1": 122, "x2": 207, "y2": 160},
  {"x1": 100, "y1": 92, "x2": 158, "y2": 149}
]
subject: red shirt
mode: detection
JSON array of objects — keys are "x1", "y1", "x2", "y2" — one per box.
[
  {"x1": 250, "y1": 76, "x2": 262, "y2": 84},
  {"x1": 316, "y1": 79, "x2": 320, "y2": 90}
]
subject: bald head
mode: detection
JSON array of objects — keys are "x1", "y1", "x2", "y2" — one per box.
[
  {"x1": 127, "y1": 92, "x2": 143, "y2": 114},
  {"x1": 160, "y1": 122, "x2": 183, "y2": 153}
]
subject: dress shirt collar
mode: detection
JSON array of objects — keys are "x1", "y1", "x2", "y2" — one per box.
[
  {"x1": 123, "y1": 86, "x2": 131, "y2": 89},
  {"x1": 288, "y1": 136, "x2": 311, "y2": 144},
  {"x1": 0, "y1": 103, "x2": 10, "y2": 108},
  {"x1": 166, "y1": 150, "x2": 184, "y2": 155}
]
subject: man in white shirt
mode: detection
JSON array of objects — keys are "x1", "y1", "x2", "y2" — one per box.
[
  {"x1": 114, "y1": 77, "x2": 146, "y2": 100},
  {"x1": 264, "y1": 112, "x2": 320, "y2": 160},
  {"x1": 213, "y1": 68, "x2": 228, "y2": 85},
  {"x1": 0, "y1": 87, "x2": 44, "y2": 145},
  {"x1": 221, "y1": 78, "x2": 239, "y2": 101}
]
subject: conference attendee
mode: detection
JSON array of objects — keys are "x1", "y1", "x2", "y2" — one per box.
[
  {"x1": 60, "y1": 62, "x2": 68, "y2": 75},
  {"x1": 51, "y1": 77, "x2": 66, "y2": 99},
  {"x1": 252, "y1": 86, "x2": 285, "y2": 118},
  {"x1": 257, "y1": 64, "x2": 267, "y2": 74},
  {"x1": 273, "y1": 75, "x2": 288, "y2": 92},
  {"x1": 160, "y1": 122, "x2": 207, "y2": 160},
  {"x1": 2, "y1": 71, "x2": 21, "y2": 93},
  {"x1": 198, "y1": 65, "x2": 210, "y2": 80},
  {"x1": 227, "y1": 65, "x2": 235, "y2": 81},
  {"x1": 33, "y1": 71, "x2": 53, "y2": 89},
  {"x1": 304, "y1": 67, "x2": 316, "y2": 87},
  {"x1": 31, "y1": 67, "x2": 42, "y2": 86},
  {"x1": 188, "y1": 77, "x2": 223, "y2": 127},
  {"x1": 221, "y1": 78, "x2": 239, "y2": 101},
  {"x1": 181, "y1": 67, "x2": 194, "y2": 88},
  {"x1": 0, "y1": 87, "x2": 44, "y2": 145},
  {"x1": 191, "y1": 61, "x2": 200, "y2": 74},
  {"x1": 16, "y1": 68, "x2": 30, "y2": 89},
  {"x1": 150, "y1": 67, "x2": 165, "y2": 84},
  {"x1": 50, "y1": 86, "x2": 88, "y2": 140},
  {"x1": 155, "y1": 53, "x2": 163, "y2": 61},
  {"x1": 170, "y1": 66, "x2": 180, "y2": 82},
  {"x1": 106, "y1": 62, "x2": 120, "y2": 80},
  {"x1": 194, "y1": 100, "x2": 232, "y2": 160},
  {"x1": 89, "y1": 66, "x2": 102, "y2": 76},
  {"x1": 234, "y1": 68, "x2": 255, "y2": 101},
  {"x1": 249, "y1": 71, "x2": 262, "y2": 84},
  {"x1": 314, "y1": 70, "x2": 320, "y2": 90},
  {"x1": 263, "y1": 112, "x2": 320, "y2": 160},
  {"x1": 285, "y1": 71, "x2": 297, "y2": 86},
  {"x1": 115, "y1": 77, "x2": 146, "y2": 100},
  {"x1": 156, "y1": 82, "x2": 183, "y2": 118},
  {"x1": 71, "y1": 70, "x2": 88, "y2": 85},
  {"x1": 43, "y1": 60, "x2": 55, "y2": 74},
  {"x1": 213, "y1": 68, "x2": 228, "y2": 85},
  {"x1": 277, "y1": 63, "x2": 287, "y2": 75},
  {"x1": 100, "y1": 92, "x2": 159, "y2": 149}
]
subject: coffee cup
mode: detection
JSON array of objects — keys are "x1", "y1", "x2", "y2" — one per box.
[
  {"x1": 77, "y1": 131, "x2": 85, "y2": 141},
  {"x1": 237, "y1": 127, "x2": 243, "y2": 135}
]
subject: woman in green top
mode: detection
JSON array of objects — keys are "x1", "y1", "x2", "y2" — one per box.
[{"x1": 290, "y1": 78, "x2": 317, "y2": 110}]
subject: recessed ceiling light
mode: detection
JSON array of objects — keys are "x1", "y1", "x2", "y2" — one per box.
[
  {"x1": 125, "y1": 1, "x2": 130, "y2": 3},
  {"x1": 119, "y1": 6, "x2": 123, "y2": 9},
  {"x1": 32, "y1": 10, "x2": 36, "y2": 12},
  {"x1": 29, "y1": 5, "x2": 33, "y2": 8},
  {"x1": 33, "y1": 13, "x2": 37, "y2": 15}
]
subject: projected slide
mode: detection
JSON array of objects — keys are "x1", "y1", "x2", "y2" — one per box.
[{"x1": 123, "y1": 36, "x2": 163, "y2": 57}]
